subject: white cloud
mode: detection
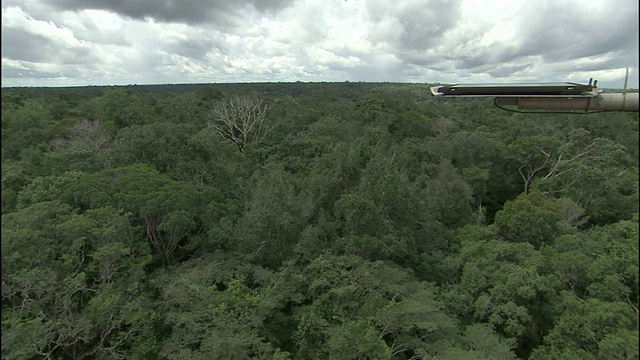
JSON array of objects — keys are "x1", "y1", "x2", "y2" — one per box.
[
  {"x1": 306, "y1": 46, "x2": 362, "y2": 68},
  {"x1": 3, "y1": 5, "x2": 83, "y2": 48},
  {"x1": 1, "y1": 0, "x2": 638, "y2": 88}
]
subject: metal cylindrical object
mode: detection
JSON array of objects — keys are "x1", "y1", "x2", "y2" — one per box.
[{"x1": 510, "y1": 93, "x2": 639, "y2": 112}]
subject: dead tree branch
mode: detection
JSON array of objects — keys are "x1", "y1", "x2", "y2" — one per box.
[{"x1": 208, "y1": 96, "x2": 271, "y2": 152}]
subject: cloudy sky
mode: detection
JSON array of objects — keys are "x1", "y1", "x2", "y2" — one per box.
[{"x1": 2, "y1": 0, "x2": 639, "y2": 88}]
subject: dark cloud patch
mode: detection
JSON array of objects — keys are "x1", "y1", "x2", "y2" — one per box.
[
  {"x1": 70, "y1": 17, "x2": 130, "y2": 46},
  {"x1": 1, "y1": 27, "x2": 51, "y2": 62},
  {"x1": 401, "y1": 48, "x2": 531, "y2": 79},
  {"x1": 39, "y1": 0, "x2": 295, "y2": 26},
  {"x1": 2, "y1": 67, "x2": 61, "y2": 79},
  {"x1": 165, "y1": 36, "x2": 228, "y2": 61},
  {"x1": 452, "y1": 54, "x2": 486, "y2": 71},
  {"x1": 398, "y1": 39, "x2": 525, "y2": 75},
  {"x1": 251, "y1": 0, "x2": 292, "y2": 13},
  {"x1": 571, "y1": 53, "x2": 639, "y2": 72},
  {"x1": 1, "y1": 0, "x2": 24, "y2": 8},
  {"x1": 1, "y1": 67, "x2": 28, "y2": 79},
  {"x1": 514, "y1": 2, "x2": 637, "y2": 62},
  {"x1": 402, "y1": 0, "x2": 638, "y2": 80},
  {"x1": 483, "y1": 63, "x2": 531, "y2": 78},
  {"x1": 340, "y1": 64, "x2": 404, "y2": 82},
  {"x1": 1, "y1": 26, "x2": 96, "y2": 65},
  {"x1": 365, "y1": 0, "x2": 463, "y2": 71},
  {"x1": 451, "y1": 42, "x2": 524, "y2": 70},
  {"x1": 1, "y1": 62, "x2": 83, "y2": 80},
  {"x1": 395, "y1": 51, "x2": 439, "y2": 67},
  {"x1": 366, "y1": 0, "x2": 462, "y2": 51},
  {"x1": 396, "y1": 0, "x2": 462, "y2": 51}
]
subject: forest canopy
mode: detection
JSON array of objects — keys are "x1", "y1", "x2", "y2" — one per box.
[{"x1": 2, "y1": 82, "x2": 638, "y2": 359}]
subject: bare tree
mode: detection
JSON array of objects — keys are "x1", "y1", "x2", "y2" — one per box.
[
  {"x1": 51, "y1": 119, "x2": 118, "y2": 168},
  {"x1": 208, "y1": 96, "x2": 271, "y2": 152}
]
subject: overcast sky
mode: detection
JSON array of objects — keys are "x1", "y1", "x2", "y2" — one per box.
[{"x1": 2, "y1": 0, "x2": 639, "y2": 88}]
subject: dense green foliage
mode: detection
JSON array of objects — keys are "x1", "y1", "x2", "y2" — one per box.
[{"x1": 2, "y1": 83, "x2": 638, "y2": 359}]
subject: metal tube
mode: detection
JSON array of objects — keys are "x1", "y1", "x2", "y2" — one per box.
[{"x1": 513, "y1": 93, "x2": 639, "y2": 112}]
